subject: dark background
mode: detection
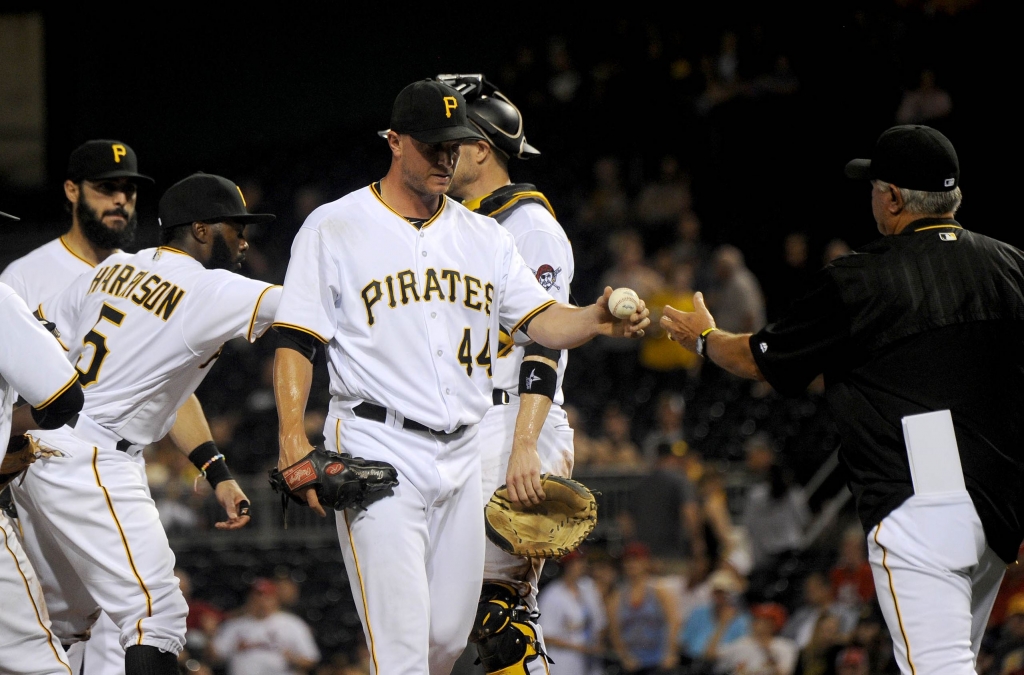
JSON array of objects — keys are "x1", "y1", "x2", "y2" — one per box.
[{"x1": 1, "y1": 1, "x2": 1014, "y2": 271}]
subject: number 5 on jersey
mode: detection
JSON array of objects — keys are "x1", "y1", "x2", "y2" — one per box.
[{"x1": 77, "y1": 303, "x2": 125, "y2": 386}]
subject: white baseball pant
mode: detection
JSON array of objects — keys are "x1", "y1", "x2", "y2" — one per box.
[
  {"x1": 868, "y1": 490, "x2": 1005, "y2": 675},
  {"x1": 0, "y1": 513, "x2": 72, "y2": 674},
  {"x1": 326, "y1": 412, "x2": 483, "y2": 675},
  {"x1": 13, "y1": 422, "x2": 188, "y2": 656}
]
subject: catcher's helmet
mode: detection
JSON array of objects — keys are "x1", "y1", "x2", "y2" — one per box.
[{"x1": 435, "y1": 74, "x2": 540, "y2": 160}]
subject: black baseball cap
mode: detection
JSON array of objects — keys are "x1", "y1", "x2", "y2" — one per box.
[
  {"x1": 378, "y1": 79, "x2": 485, "y2": 144},
  {"x1": 157, "y1": 172, "x2": 275, "y2": 229},
  {"x1": 845, "y1": 125, "x2": 959, "y2": 192},
  {"x1": 67, "y1": 140, "x2": 154, "y2": 184}
]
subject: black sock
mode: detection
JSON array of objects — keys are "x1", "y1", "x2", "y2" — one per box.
[{"x1": 124, "y1": 645, "x2": 178, "y2": 675}]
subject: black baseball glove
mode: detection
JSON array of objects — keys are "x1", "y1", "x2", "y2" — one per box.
[{"x1": 268, "y1": 446, "x2": 399, "y2": 513}]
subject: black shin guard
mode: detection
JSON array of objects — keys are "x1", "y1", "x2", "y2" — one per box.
[
  {"x1": 125, "y1": 645, "x2": 178, "y2": 675},
  {"x1": 471, "y1": 583, "x2": 546, "y2": 674}
]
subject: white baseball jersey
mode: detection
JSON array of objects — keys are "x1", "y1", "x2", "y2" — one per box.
[
  {"x1": 0, "y1": 283, "x2": 79, "y2": 447},
  {"x1": 39, "y1": 246, "x2": 281, "y2": 445},
  {"x1": 0, "y1": 282, "x2": 78, "y2": 675},
  {"x1": 274, "y1": 184, "x2": 555, "y2": 432},
  {"x1": 487, "y1": 196, "x2": 574, "y2": 404},
  {"x1": 1, "y1": 236, "x2": 100, "y2": 310}
]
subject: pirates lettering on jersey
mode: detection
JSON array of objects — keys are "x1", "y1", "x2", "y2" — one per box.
[
  {"x1": 361, "y1": 267, "x2": 494, "y2": 326},
  {"x1": 86, "y1": 261, "x2": 186, "y2": 321}
]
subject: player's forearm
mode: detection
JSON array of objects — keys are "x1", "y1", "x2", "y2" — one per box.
[
  {"x1": 168, "y1": 394, "x2": 214, "y2": 454},
  {"x1": 274, "y1": 346, "x2": 314, "y2": 462},
  {"x1": 704, "y1": 331, "x2": 765, "y2": 381},
  {"x1": 511, "y1": 393, "x2": 551, "y2": 455},
  {"x1": 526, "y1": 303, "x2": 608, "y2": 349}
]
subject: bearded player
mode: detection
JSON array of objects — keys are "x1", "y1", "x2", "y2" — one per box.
[{"x1": 443, "y1": 73, "x2": 576, "y2": 674}]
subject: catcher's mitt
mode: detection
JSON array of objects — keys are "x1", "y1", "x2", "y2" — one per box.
[
  {"x1": 485, "y1": 474, "x2": 598, "y2": 559},
  {"x1": 268, "y1": 446, "x2": 398, "y2": 514}
]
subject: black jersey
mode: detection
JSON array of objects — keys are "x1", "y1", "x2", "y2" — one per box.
[{"x1": 750, "y1": 218, "x2": 1024, "y2": 562}]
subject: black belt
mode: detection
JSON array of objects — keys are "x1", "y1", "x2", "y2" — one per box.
[
  {"x1": 492, "y1": 390, "x2": 511, "y2": 405},
  {"x1": 67, "y1": 413, "x2": 135, "y2": 452},
  {"x1": 353, "y1": 402, "x2": 466, "y2": 437}
]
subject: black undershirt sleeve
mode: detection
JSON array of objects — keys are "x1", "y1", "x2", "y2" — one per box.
[
  {"x1": 30, "y1": 380, "x2": 84, "y2": 430},
  {"x1": 522, "y1": 342, "x2": 560, "y2": 361},
  {"x1": 274, "y1": 325, "x2": 319, "y2": 363}
]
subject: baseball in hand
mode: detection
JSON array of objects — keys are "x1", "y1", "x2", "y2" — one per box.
[{"x1": 608, "y1": 287, "x2": 640, "y2": 319}]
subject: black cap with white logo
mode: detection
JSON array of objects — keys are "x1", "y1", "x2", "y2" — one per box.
[
  {"x1": 378, "y1": 79, "x2": 485, "y2": 144},
  {"x1": 845, "y1": 125, "x2": 959, "y2": 192},
  {"x1": 158, "y1": 173, "x2": 275, "y2": 229},
  {"x1": 67, "y1": 140, "x2": 154, "y2": 184}
]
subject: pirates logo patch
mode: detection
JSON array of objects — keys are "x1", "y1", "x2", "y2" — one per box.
[{"x1": 535, "y1": 264, "x2": 562, "y2": 291}]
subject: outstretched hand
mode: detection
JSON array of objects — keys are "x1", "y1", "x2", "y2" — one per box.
[
  {"x1": 213, "y1": 480, "x2": 253, "y2": 530},
  {"x1": 597, "y1": 286, "x2": 650, "y2": 338},
  {"x1": 660, "y1": 291, "x2": 716, "y2": 352}
]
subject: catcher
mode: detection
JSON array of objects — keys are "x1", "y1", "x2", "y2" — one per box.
[{"x1": 444, "y1": 73, "x2": 598, "y2": 674}]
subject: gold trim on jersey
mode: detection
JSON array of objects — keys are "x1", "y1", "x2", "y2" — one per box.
[
  {"x1": 92, "y1": 448, "x2": 154, "y2": 645},
  {"x1": 369, "y1": 182, "x2": 447, "y2": 231},
  {"x1": 247, "y1": 285, "x2": 281, "y2": 342},
  {"x1": 509, "y1": 299, "x2": 556, "y2": 337},
  {"x1": 480, "y1": 190, "x2": 556, "y2": 220},
  {"x1": 270, "y1": 322, "x2": 329, "y2": 344},
  {"x1": 59, "y1": 236, "x2": 97, "y2": 268},
  {"x1": 155, "y1": 246, "x2": 190, "y2": 257},
  {"x1": 875, "y1": 523, "x2": 916, "y2": 675},
  {"x1": 913, "y1": 224, "x2": 962, "y2": 233},
  {"x1": 1, "y1": 521, "x2": 73, "y2": 674},
  {"x1": 35, "y1": 304, "x2": 70, "y2": 352},
  {"x1": 343, "y1": 509, "x2": 380, "y2": 674},
  {"x1": 33, "y1": 372, "x2": 79, "y2": 410}
]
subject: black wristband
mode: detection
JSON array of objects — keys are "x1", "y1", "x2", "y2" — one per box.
[
  {"x1": 518, "y1": 360, "x2": 558, "y2": 400},
  {"x1": 188, "y1": 441, "x2": 233, "y2": 488}
]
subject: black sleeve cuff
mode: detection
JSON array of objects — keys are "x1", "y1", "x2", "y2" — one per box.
[
  {"x1": 31, "y1": 381, "x2": 84, "y2": 430},
  {"x1": 274, "y1": 325, "x2": 319, "y2": 362},
  {"x1": 523, "y1": 342, "x2": 561, "y2": 361}
]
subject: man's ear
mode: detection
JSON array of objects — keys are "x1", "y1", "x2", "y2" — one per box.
[
  {"x1": 190, "y1": 221, "x2": 209, "y2": 243},
  {"x1": 64, "y1": 180, "x2": 79, "y2": 204},
  {"x1": 888, "y1": 185, "x2": 905, "y2": 215}
]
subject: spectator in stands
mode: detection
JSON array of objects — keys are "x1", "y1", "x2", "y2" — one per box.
[
  {"x1": 705, "y1": 244, "x2": 766, "y2": 335},
  {"x1": 578, "y1": 156, "x2": 631, "y2": 233},
  {"x1": 832, "y1": 645, "x2": 870, "y2": 675},
  {"x1": 696, "y1": 467, "x2": 751, "y2": 574},
  {"x1": 634, "y1": 155, "x2": 693, "y2": 237},
  {"x1": 640, "y1": 391, "x2": 688, "y2": 466},
  {"x1": 715, "y1": 602, "x2": 799, "y2": 675},
  {"x1": 608, "y1": 541, "x2": 681, "y2": 673},
  {"x1": 987, "y1": 543, "x2": 1024, "y2": 630},
  {"x1": 563, "y1": 404, "x2": 601, "y2": 468},
  {"x1": 209, "y1": 577, "x2": 321, "y2": 675},
  {"x1": 679, "y1": 568, "x2": 751, "y2": 671},
  {"x1": 599, "y1": 228, "x2": 665, "y2": 405},
  {"x1": 846, "y1": 603, "x2": 896, "y2": 675},
  {"x1": 539, "y1": 548, "x2": 608, "y2": 675},
  {"x1": 618, "y1": 440, "x2": 701, "y2": 563},
  {"x1": 768, "y1": 231, "x2": 815, "y2": 320},
  {"x1": 993, "y1": 594, "x2": 1024, "y2": 675},
  {"x1": 793, "y1": 613, "x2": 845, "y2": 675},
  {"x1": 740, "y1": 434, "x2": 810, "y2": 600},
  {"x1": 670, "y1": 211, "x2": 714, "y2": 292},
  {"x1": 639, "y1": 262, "x2": 701, "y2": 395},
  {"x1": 678, "y1": 554, "x2": 715, "y2": 630},
  {"x1": 781, "y1": 572, "x2": 859, "y2": 650},
  {"x1": 175, "y1": 567, "x2": 225, "y2": 663},
  {"x1": 592, "y1": 402, "x2": 644, "y2": 468},
  {"x1": 895, "y1": 68, "x2": 952, "y2": 125},
  {"x1": 829, "y1": 526, "x2": 875, "y2": 607}
]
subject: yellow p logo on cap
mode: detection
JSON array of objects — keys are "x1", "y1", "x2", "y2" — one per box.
[
  {"x1": 443, "y1": 96, "x2": 457, "y2": 119},
  {"x1": 112, "y1": 144, "x2": 127, "y2": 163}
]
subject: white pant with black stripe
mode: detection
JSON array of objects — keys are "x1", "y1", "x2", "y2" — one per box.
[
  {"x1": 12, "y1": 426, "x2": 187, "y2": 657},
  {"x1": 867, "y1": 490, "x2": 1005, "y2": 675}
]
